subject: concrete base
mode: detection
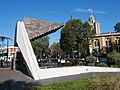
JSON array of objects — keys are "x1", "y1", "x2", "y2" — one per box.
[{"x1": 39, "y1": 66, "x2": 120, "y2": 79}]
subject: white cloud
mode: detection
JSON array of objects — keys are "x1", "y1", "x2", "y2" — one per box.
[
  {"x1": 73, "y1": 8, "x2": 107, "y2": 14},
  {"x1": 74, "y1": 8, "x2": 88, "y2": 12},
  {"x1": 94, "y1": 10, "x2": 107, "y2": 14}
]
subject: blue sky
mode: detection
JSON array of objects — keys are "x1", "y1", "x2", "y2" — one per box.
[{"x1": 0, "y1": 0, "x2": 120, "y2": 45}]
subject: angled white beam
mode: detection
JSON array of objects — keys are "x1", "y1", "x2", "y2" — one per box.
[{"x1": 15, "y1": 21, "x2": 40, "y2": 80}]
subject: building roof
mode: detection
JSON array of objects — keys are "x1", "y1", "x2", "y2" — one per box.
[
  {"x1": 93, "y1": 32, "x2": 120, "y2": 37},
  {"x1": 23, "y1": 18, "x2": 64, "y2": 41}
]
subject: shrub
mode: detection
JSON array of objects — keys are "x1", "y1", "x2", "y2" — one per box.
[
  {"x1": 107, "y1": 50, "x2": 120, "y2": 67},
  {"x1": 97, "y1": 62, "x2": 108, "y2": 67},
  {"x1": 65, "y1": 59, "x2": 79, "y2": 66},
  {"x1": 85, "y1": 55, "x2": 96, "y2": 66},
  {"x1": 88, "y1": 63, "x2": 95, "y2": 66},
  {"x1": 65, "y1": 61, "x2": 73, "y2": 66}
]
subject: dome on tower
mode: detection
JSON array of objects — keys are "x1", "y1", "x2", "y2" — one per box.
[
  {"x1": 88, "y1": 15, "x2": 95, "y2": 24},
  {"x1": 89, "y1": 15, "x2": 94, "y2": 20}
]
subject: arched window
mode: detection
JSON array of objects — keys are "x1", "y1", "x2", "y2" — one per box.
[
  {"x1": 106, "y1": 38, "x2": 111, "y2": 53},
  {"x1": 115, "y1": 37, "x2": 120, "y2": 52},
  {"x1": 94, "y1": 39, "x2": 100, "y2": 53},
  {"x1": 115, "y1": 37, "x2": 120, "y2": 45},
  {"x1": 106, "y1": 38, "x2": 111, "y2": 47},
  {"x1": 94, "y1": 39, "x2": 100, "y2": 47}
]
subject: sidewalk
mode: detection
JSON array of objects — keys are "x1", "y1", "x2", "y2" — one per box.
[{"x1": 0, "y1": 67, "x2": 120, "y2": 90}]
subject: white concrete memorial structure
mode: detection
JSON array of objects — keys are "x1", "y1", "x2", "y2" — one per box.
[
  {"x1": 15, "y1": 18, "x2": 120, "y2": 80},
  {"x1": 14, "y1": 18, "x2": 64, "y2": 80}
]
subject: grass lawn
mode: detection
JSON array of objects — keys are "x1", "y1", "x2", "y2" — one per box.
[{"x1": 27, "y1": 76, "x2": 120, "y2": 90}]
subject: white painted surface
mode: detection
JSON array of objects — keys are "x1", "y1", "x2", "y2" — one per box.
[
  {"x1": 39, "y1": 66, "x2": 120, "y2": 79},
  {"x1": 16, "y1": 21, "x2": 40, "y2": 80}
]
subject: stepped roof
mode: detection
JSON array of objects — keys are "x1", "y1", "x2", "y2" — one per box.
[{"x1": 23, "y1": 18, "x2": 64, "y2": 41}]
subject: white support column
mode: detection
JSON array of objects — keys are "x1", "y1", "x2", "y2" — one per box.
[
  {"x1": 102, "y1": 37, "x2": 106, "y2": 46},
  {"x1": 15, "y1": 21, "x2": 40, "y2": 80}
]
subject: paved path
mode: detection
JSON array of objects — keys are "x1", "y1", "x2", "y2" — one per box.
[
  {"x1": 0, "y1": 68, "x2": 32, "y2": 82},
  {"x1": 0, "y1": 68, "x2": 120, "y2": 90}
]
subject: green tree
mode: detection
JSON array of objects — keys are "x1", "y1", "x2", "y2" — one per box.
[
  {"x1": 60, "y1": 19, "x2": 77, "y2": 58},
  {"x1": 50, "y1": 42, "x2": 62, "y2": 58},
  {"x1": 31, "y1": 36, "x2": 49, "y2": 59},
  {"x1": 83, "y1": 22, "x2": 92, "y2": 56},
  {"x1": 60, "y1": 18, "x2": 92, "y2": 58},
  {"x1": 74, "y1": 20, "x2": 83, "y2": 57},
  {"x1": 114, "y1": 22, "x2": 120, "y2": 32}
]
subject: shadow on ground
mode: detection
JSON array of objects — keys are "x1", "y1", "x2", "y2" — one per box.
[{"x1": 0, "y1": 79, "x2": 41, "y2": 90}]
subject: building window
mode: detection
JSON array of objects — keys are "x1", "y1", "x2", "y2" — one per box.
[
  {"x1": 115, "y1": 37, "x2": 120, "y2": 45},
  {"x1": 115, "y1": 37, "x2": 120, "y2": 52},
  {"x1": 106, "y1": 38, "x2": 112, "y2": 53},
  {"x1": 94, "y1": 39, "x2": 100, "y2": 53}
]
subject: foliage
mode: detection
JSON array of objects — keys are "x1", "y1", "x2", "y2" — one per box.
[
  {"x1": 60, "y1": 19, "x2": 79, "y2": 58},
  {"x1": 107, "y1": 50, "x2": 120, "y2": 67},
  {"x1": 85, "y1": 55, "x2": 96, "y2": 63},
  {"x1": 66, "y1": 59, "x2": 79, "y2": 66},
  {"x1": 28, "y1": 76, "x2": 120, "y2": 90},
  {"x1": 72, "y1": 59, "x2": 79, "y2": 66},
  {"x1": 60, "y1": 18, "x2": 92, "y2": 58},
  {"x1": 114, "y1": 22, "x2": 120, "y2": 32},
  {"x1": 97, "y1": 62, "x2": 108, "y2": 67},
  {"x1": 82, "y1": 22, "x2": 93, "y2": 56},
  {"x1": 31, "y1": 36, "x2": 49, "y2": 59},
  {"x1": 50, "y1": 42, "x2": 62, "y2": 58}
]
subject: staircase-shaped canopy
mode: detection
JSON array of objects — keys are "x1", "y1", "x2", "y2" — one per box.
[
  {"x1": 23, "y1": 18, "x2": 63, "y2": 41},
  {"x1": 14, "y1": 18, "x2": 63, "y2": 80}
]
